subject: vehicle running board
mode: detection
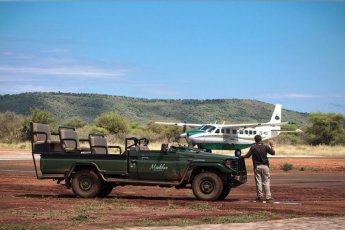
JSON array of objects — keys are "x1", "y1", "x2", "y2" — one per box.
[
  {"x1": 107, "y1": 178, "x2": 180, "y2": 186},
  {"x1": 38, "y1": 174, "x2": 65, "y2": 180}
]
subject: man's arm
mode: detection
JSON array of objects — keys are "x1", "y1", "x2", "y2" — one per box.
[
  {"x1": 242, "y1": 147, "x2": 253, "y2": 158},
  {"x1": 267, "y1": 140, "x2": 275, "y2": 155}
]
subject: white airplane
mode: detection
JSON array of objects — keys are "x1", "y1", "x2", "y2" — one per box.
[{"x1": 156, "y1": 104, "x2": 302, "y2": 155}]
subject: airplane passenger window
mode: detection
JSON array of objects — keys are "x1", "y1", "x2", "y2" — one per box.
[
  {"x1": 221, "y1": 129, "x2": 224, "y2": 134},
  {"x1": 254, "y1": 131, "x2": 257, "y2": 135},
  {"x1": 226, "y1": 129, "x2": 230, "y2": 134},
  {"x1": 232, "y1": 129, "x2": 237, "y2": 134},
  {"x1": 240, "y1": 130, "x2": 243, "y2": 134},
  {"x1": 245, "y1": 130, "x2": 248, "y2": 134},
  {"x1": 215, "y1": 129, "x2": 220, "y2": 134},
  {"x1": 249, "y1": 130, "x2": 253, "y2": 135}
]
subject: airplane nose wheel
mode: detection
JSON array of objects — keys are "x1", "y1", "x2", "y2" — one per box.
[{"x1": 235, "y1": 149, "x2": 241, "y2": 157}]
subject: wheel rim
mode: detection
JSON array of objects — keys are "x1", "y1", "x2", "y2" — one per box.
[
  {"x1": 200, "y1": 179, "x2": 215, "y2": 194},
  {"x1": 79, "y1": 176, "x2": 93, "y2": 191}
]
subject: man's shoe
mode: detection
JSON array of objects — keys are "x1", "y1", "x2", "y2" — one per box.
[
  {"x1": 266, "y1": 198, "x2": 274, "y2": 203},
  {"x1": 256, "y1": 197, "x2": 264, "y2": 202}
]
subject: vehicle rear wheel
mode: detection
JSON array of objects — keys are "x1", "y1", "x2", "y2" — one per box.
[
  {"x1": 192, "y1": 172, "x2": 223, "y2": 201},
  {"x1": 72, "y1": 169, "x2": 101, "y2": 198},
  {"x1": 218, "y1": 183, "x2": 231, "y2": 200},
  {"x1": 97, "y1": 183, "x2": 113, "y2": 198}
]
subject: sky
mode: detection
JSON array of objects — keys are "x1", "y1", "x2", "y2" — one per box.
[{"x1": 0, "y1": 1, "x2": 345, "y2": 114}]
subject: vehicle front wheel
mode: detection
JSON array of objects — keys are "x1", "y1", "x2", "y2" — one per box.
[
  {"x1": 218, "y1": 183, "x2": 231, "y2": 200},
  {"x1": 72, "y1": 169, "x2": 101, "y2": 198},
  {"x1": 97, "y1": 183, "x2": 113, "y2": 198},
  {"x1": 192, "y1": 172, "x2": 223, "y2": 201}
]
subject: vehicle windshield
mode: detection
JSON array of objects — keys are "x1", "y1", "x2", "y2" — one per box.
[{"x1": 199, "y1": 125, "x2": 216, "y2": 133}]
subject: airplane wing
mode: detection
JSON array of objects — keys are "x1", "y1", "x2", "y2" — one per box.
[
  {"x1": 155, "y1": 122, "x2": 203, "y2": 128},
  {"x1": 221, "y1": 121, "x2": 289, "y2": 129},
  {"x1": 271, "y1": 129, "x2": 304, "y2": 133}
]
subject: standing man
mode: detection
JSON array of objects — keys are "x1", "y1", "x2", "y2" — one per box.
[{"x1": 242, "y1": 135, "x2": 275, "y2": 202}]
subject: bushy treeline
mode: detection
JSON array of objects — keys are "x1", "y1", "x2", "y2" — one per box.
[
  {"x1": 0, "y1": 109, "x2": 344, "y2": 146},
  {"x1": 0, "y1": 109, "x2": 182, "y2": 144},
  {"x1": 275, "y1": 112, "x2": 345, "y2": 146}
]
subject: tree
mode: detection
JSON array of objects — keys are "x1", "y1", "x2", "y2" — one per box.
[
  {"x1": 305, "y1": 112, "x2": 345, "y2": 145},
  {"x1": 95, "y1": 112, "x2": 129, "y2": 135},
  {"x1": 0, "y1": 112, "x2": 24, "y2": 142},
  {"x1": 21, "y1": 108, "x2": 56, "y2": 140},
  {"x1": 63, "y1": 117, "x2": 87, "y2": 128}
]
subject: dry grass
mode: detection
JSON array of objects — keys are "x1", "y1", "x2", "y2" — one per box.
[
  {"x1": 274, "y1": 145, "x2": 345, "y2": 156},
  {"x1": 0, "y1": 141, "x2": 344, "y2": 156},
  {"x1": 211, "y1": 145, "x2": 345, "y2": 156},
  {"x1": 0, "y1": 141, "x2": 31, "y2": 151}
]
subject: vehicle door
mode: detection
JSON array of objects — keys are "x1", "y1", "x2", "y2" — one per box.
[
  {"x1": 127, "y1": 150, "x2": 140, "y2": 179},
  {"x1": 136, "y1": 148, "x2": 179, "y2": 181}
]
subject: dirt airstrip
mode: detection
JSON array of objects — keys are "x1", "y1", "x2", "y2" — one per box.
[{"x1": 0, "y1": 155, "x2": 344, "y2": 229}]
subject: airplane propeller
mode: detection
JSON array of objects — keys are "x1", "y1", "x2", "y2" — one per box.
[{"x1": 183, "y1": 122, "x2": 187, "y2": 133}]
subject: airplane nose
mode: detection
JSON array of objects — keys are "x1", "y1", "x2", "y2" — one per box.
[{"x1": 180, "y1": 133, "x2": 187, "y2": 138}]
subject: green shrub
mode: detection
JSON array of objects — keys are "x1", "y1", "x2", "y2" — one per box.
[
  {"x1": 21, "y1": 108, "x2": 56, "y2": 140},
  {"x1": 0, "y1": 112, "x2": 24, "y2": 142},
  {"x1": 62, "y1": 117, "x2": 87, "y2": 128},
  {"x1": 95, "y1": 112, "x2": 129, "y2": 135},
  {"x1": 280, "y1": 163, "x2": 294, "y2": 171}
]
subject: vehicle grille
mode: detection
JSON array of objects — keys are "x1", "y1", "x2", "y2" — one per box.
[{"x1": 231, "y1": 159, "x2": 239, "y2": 171}]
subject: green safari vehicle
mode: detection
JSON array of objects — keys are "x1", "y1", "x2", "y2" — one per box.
[{"x1": 31, "y1": 123, "x2": 247, "y2": 201}]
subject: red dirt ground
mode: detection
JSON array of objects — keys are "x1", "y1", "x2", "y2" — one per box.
[{"x1": 0, "y1": 158, "x2": 344, "y2": 229}]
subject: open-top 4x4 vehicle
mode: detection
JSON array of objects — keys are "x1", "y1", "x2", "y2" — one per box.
[{"x1": 31, "y1": 123, "x2": 247, "y2": 201}]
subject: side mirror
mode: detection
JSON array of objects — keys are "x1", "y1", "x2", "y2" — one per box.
[{"x1": 235, "y1": 149, "x2": 242, "y2": 157}]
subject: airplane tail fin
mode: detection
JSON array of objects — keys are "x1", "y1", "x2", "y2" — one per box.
[{"x1": 269, "y1": 104, "x2": 282, "y2": 124}]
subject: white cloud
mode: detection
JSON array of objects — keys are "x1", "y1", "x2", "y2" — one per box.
[
  {"x1": 0, "y1": 84, "x2": 79, "y2": 94},
  {"x1": 259, "y1": 93, "x2": 345, "y2": 99},
  {"x1": 41, "y1": 48, "x2": 70, "y2": 53},
  {"x1": 0, "y1": 65, "x2": 128, "y2": 79}
]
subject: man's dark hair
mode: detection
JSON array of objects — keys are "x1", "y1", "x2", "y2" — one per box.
[{"x1": 254, "y1": 135, "x2": 262, "y2": 143}]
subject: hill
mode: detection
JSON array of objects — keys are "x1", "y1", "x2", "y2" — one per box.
[{"x1": 0, "y1": 92, "x2": 308, "y2": 124}]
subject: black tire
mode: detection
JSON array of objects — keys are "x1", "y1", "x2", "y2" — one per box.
[
  {"x1": 97, "y1": 183, "x2": 113, "y2": 198},
  {"x1": 192, "y1": 172, "x2": 223, "y2": 201},
  {"x1": 218, "y1": 183, "x2": 231, "y2": 200},
  {"x1": 71, "y1": 169, "x2": 101, "y2": 198}
]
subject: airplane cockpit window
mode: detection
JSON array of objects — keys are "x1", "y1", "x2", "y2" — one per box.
[
  {"x1": 207, "y1": 126, "x2": 216, "y2": 133},
  {"x1": 200, "y1": 125, "x2": 211, "y2": 131},
  {"x1": 215, "y1": 129, "x2": 220, "y2": 134},
  {"x1": 200, "y1": 125, "x2": 216, "y2": 133}
]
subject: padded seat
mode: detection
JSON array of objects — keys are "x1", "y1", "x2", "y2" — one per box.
[
  {"x1": 89, "y1": 134, "x2": 122, "y2": 154},
  {"x1": 59, "y1": 127, "x2": 89, "y2": 153},
  {"x1": 31, "y1": 123, "x2": 61, "y2": 152}
]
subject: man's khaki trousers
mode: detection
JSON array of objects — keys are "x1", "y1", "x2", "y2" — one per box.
[{"x1": 254, "y1": 165, "x2": 271, "y2": 199}]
